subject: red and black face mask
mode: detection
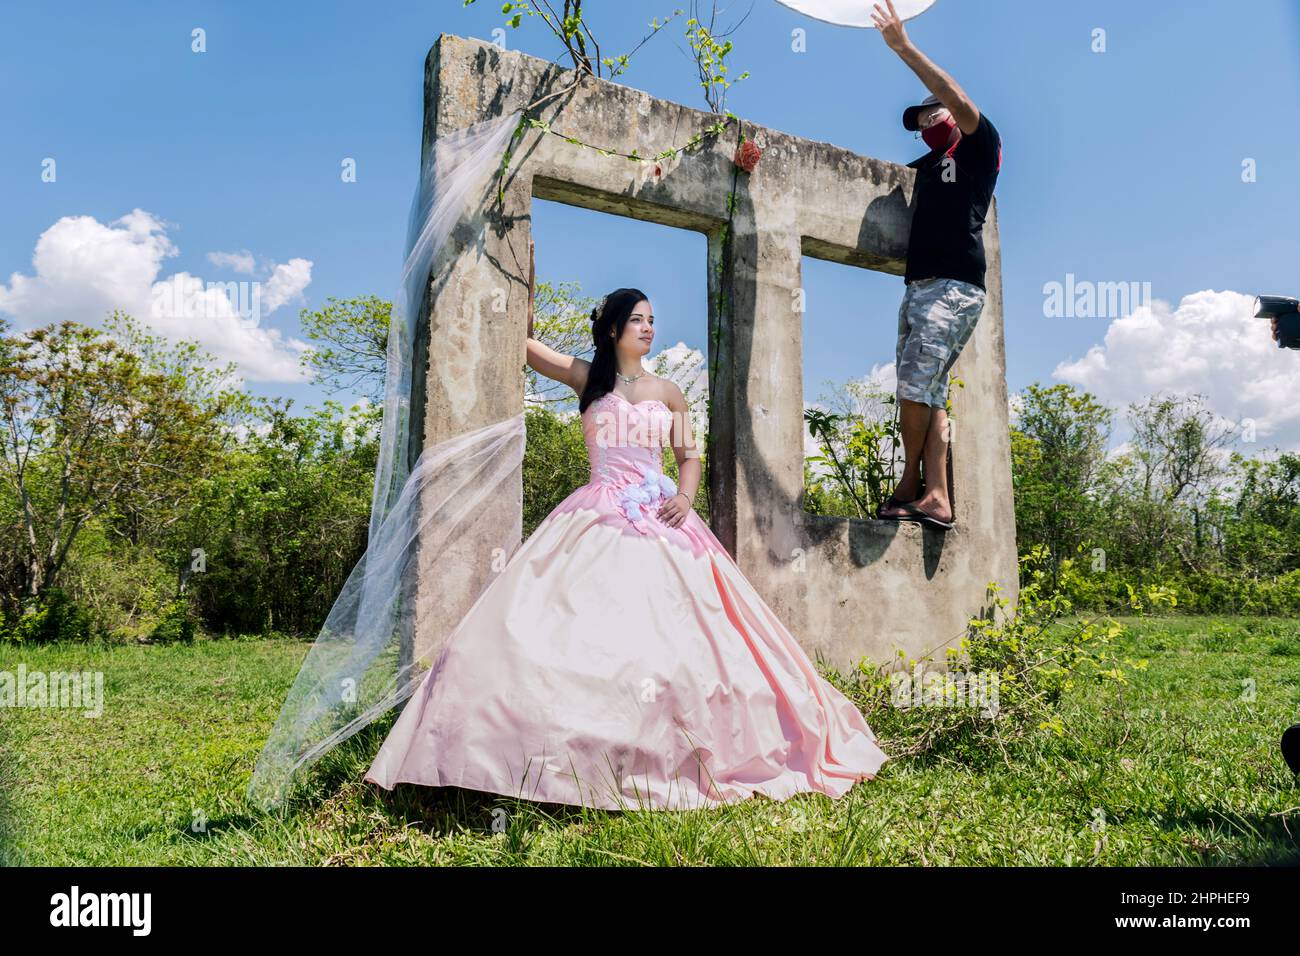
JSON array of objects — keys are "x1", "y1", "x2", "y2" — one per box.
[{"x1": 921, "y1": 115, "x2": 958, "y2": 152}]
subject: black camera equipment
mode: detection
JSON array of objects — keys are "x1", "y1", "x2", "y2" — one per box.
[{"x1": 1254, "y1": 294, "x2": 1300, "y2": 349}]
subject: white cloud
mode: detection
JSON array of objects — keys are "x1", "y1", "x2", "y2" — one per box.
[
  {"x1": 0, "y1": 209, "x2": 311, "y2": 383},
  {"x1": 207, "y1": 249, "x2": 257, "y2": 274},
  {"x1": 860, "y1": 361, "x2": 897, "y2": 397},
  {"x1": 0, "y1": 209, "x2": 178, "y2": 326},
  {"x1": 262, "y1": 257, "x2": 313, "y2": 314},
  {"x1": 1053, "y1": 289, "x2": 1300, "y2": 451},
  {"x1": 1007, "y1": 390, "x2": 1024, "y2": 425},
  {"x1": 227, "y1": 419, "x2": 275, "y2": 443},
  {"x1": 1106, "y1": 440, "x2": 1134, "y2": 462},
  {"x1": 646, "y1": 340, "x2": 708, "y2": 403}
]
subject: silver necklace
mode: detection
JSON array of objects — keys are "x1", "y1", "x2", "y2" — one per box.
[{"x1": 615, "y1": 370, "x2": 646, "y2": 384}]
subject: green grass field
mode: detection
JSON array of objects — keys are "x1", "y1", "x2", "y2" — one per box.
[{"x1": 2, "y1": 616, "x2": 1297, "y2": 866}]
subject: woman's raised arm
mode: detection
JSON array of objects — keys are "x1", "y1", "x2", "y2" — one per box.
[{"x1": 524, "y1": 238, "x2": 589, "y2": 392}]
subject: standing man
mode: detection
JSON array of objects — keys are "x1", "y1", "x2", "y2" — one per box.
[{"x1": 871, "y1": 0, "x2": 1002, "y2": 531}]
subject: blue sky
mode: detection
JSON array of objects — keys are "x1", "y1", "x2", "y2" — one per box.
[{"x1": 3, "y1": 0, "x2": 1299, "y2": 446}]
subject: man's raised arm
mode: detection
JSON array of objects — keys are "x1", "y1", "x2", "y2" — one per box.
[{"x1": 871, "y1": 0, "x2": 980, "y2": 135}]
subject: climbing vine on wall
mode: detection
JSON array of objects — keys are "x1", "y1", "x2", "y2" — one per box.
[
  {"x1": 465, "y1": 0, "x2": 753, "y2": 202},
  {"x1": 466, "y1": 0, "x2": 764, "y2": 496},
  {"x1": 491, "y1": 113, "x2": 736, "y2": 204},
  {"x1": 704, "y1": 121, "x2": 762, "y2": 496}
]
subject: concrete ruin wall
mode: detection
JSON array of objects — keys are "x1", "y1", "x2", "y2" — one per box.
[{"x1": 409, "y1": 33, "x2": 1018, "y2": 672}]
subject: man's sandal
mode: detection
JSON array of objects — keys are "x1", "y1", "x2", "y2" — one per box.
[
  {"x1": 876, "y1": 495, "x2": 914, "y2": 520},
  {"x1": 896, "y1": 501, "x2": 954, "y2": 531}
]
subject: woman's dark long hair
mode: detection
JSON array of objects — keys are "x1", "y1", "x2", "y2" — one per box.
[{"x1": 578, "y1": 288, "x2": 650, "y2": 414}]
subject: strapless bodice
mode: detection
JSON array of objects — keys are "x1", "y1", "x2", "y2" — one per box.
[{"x1": 581, "y1": 391, "x2": 680, "y2": 524}]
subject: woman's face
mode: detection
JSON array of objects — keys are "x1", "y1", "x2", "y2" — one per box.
[{"x1": 615, "y1": 299, "x2": 654, "y2": 355}]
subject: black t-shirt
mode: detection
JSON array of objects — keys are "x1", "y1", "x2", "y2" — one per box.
[{"x1": 904, "y1": 112, "x2": 1001, "y2": 290}]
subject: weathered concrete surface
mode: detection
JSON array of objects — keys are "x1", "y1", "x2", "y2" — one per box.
[{"x1": 409, "y1": 33, "x2": 1018, "y2": 672}]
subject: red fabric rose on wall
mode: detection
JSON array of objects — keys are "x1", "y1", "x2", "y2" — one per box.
[{"x1": 734, "y1": 139, "x2": 762, "y2": 173}]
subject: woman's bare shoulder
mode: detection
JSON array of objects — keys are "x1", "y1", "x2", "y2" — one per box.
[{"x1": 651, "y1": 376, "x2": 686, "y2": 407}]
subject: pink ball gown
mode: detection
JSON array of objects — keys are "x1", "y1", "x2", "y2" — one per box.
[{"x1": 364, "y1": 390, "x2": 889, "y2": 811}]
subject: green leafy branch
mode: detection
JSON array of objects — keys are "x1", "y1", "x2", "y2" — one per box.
[
  {"x1": 684, "y1": 2, "x2": 752, "y2": 114},
  {"x1": 464, "y1": 0, "x2": 683, "y2": 82}
]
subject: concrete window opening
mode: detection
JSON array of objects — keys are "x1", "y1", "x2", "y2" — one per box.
[
  {"x1": 523, "y1": 198, "x2": 709, "y2": 537},
  {"x1": 797, "y1": 254, "x2": 908, "y2": 523},
  {"x1": 410, "y1": 33, "x2": 1016, "y2": 671}
]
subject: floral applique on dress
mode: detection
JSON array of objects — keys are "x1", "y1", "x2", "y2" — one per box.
[{"x1": 615, "y1": 464, "x2": 678, "y2": 534}]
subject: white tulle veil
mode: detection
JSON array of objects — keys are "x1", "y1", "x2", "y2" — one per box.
[{"x1": 246, "y1": 107, "x2": 527, "y2": 811}]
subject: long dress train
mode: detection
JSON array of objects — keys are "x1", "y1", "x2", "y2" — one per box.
[{"x1": 364, "y1": 390, "x2": 888, "y2": 810}]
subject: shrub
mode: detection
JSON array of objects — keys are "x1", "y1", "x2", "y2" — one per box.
[
  {"x1": 833, "y1": 546, "x2": 1158, "y2": 763},
  {"x1": 522, "y1": 405, "x2": 591, "y2": 539},
  {"x1": 58, "y1": 523, "x2": 177, "y2": 641},
  {"x1": 0, "y1": 589, "x2": 95, "y2": 645},
  {"x1": 1055, "y1": 549, "x2": 1299, "y2": 616},
  {"x1": 148, "y1": 598, "x2": 197, "y2": 644}
]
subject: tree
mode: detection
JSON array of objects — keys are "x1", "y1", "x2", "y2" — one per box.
[
  {"x1": 298, "y1": 295, "x2": 390, "y2": 404},
  {"x1": 1121, "y1": 393, "x2": 1236, "y2": 571},
  {"x1": 1010, "y1": 383, "x2": 1113, "y2": 582},
  {"x1": 0, "y1": 315, "x2": 232, "y2": 606},
  {"x1": 1216, "y1": 451, "x2": 1300, "y2": 576},
  {"x1": 180, "y1": 398, "x2": 376, "y2": 636}
]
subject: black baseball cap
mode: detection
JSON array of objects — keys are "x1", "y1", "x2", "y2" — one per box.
[{"x1": 902, "y1": 93, "x2": 943, "y2": 131}]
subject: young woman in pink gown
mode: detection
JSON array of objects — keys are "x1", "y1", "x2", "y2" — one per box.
[{"x1": 364, "y1": 244, "x2": 889, "y2": 811}]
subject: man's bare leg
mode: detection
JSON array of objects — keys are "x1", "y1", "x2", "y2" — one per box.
[
  {"x1": 884, "y1": 398, "x2": 953, "y2": 522},
  {"x1": 916, "y1": 405, "x2": 953, "y2": 523},
  {"x1": 884, "y1": 397, "x2": 933, "y2": 509}
]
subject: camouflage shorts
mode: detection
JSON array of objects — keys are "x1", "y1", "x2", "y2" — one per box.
[{"x1": 895, "y1": 277, "x2": 986, "y2": 408}]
